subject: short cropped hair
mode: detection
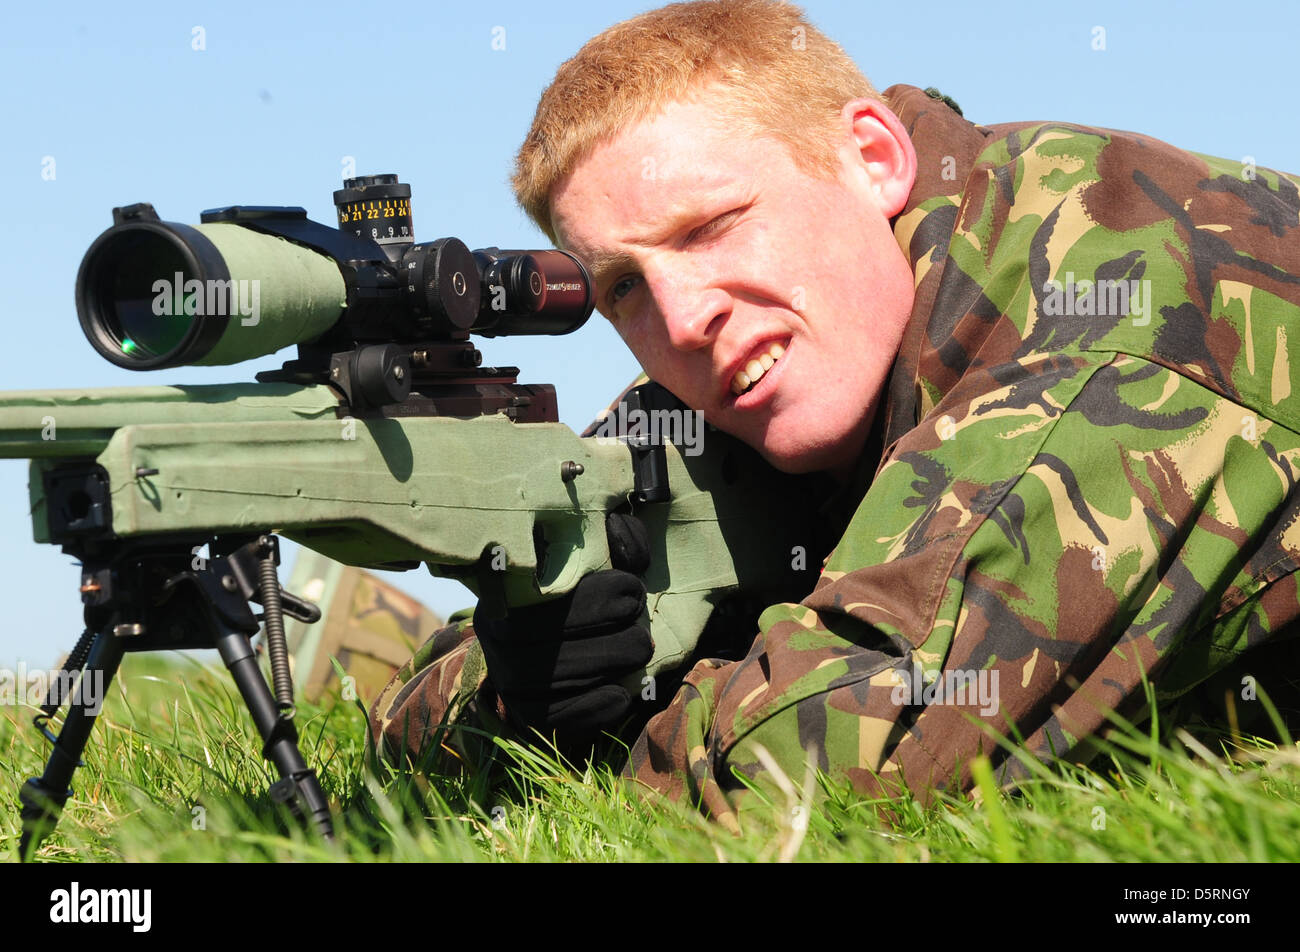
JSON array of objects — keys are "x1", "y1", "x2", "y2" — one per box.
[{"x1": 511, "y1": 0, "x2": 882, "y2": 243}]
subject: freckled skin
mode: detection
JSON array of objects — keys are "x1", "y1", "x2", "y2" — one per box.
[{"x1": 550, "y1": 90, "x2": 919, "y2": 476}]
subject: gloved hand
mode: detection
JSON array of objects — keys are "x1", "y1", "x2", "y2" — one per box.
[{"x1": 475, "y1": 510, "x2": 654, "y2": 749}]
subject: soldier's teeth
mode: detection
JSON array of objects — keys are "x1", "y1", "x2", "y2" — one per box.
[{"x1": 731, "y1": 343, "x2": 786, "y2": 395}]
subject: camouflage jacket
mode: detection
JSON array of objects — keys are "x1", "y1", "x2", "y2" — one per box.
[{"x1": 370, "y1": 84, "x2": 1300, "y2": 829}]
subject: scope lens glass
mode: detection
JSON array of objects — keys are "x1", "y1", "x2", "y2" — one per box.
[{"x1": 95, "y1": 231, "x2": 195, "y2": 360}]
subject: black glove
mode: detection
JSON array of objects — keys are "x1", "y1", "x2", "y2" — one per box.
[{"x1": 475, "y1": 511, "x2": 654, "y2": 749}]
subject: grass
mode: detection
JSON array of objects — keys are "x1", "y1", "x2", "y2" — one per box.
[{"x1": 2, "y1": 652, "x2": 1298, "y2": 863}]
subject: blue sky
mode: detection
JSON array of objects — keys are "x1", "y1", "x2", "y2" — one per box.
[{"x1": 1, "y1": 0, "x2": 1297, "y2": 668}]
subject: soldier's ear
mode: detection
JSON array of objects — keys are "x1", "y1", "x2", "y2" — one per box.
[{"x1": 839, "y1": 98, "x2": 917, "y2": 217}]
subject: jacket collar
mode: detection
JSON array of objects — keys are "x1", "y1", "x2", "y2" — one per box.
[{"x1": 879, "y1": 84, "x2": 996, "y2": 452}]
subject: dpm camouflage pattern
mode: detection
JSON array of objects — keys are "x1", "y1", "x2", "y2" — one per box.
[
  {"x1": 284, "y1": 550, "x2": 444, "y2": 704},
  {"x1": 623, "y1": 84, "x2": 1300, "y2": 825},
  {"x1": 365, "y1": 612, "x2": 510, "y2": 774},
  {"x1": 370, "y1": 84, "x2": 1300, "y2": 828}
]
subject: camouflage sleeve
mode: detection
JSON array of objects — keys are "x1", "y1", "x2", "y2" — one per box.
[
  {"x1": 366, "y1": 613, "x2": 515, "y2": 775},
  {"x1": 625, "y1": 352, "x2": 1300, "y2": 827}
]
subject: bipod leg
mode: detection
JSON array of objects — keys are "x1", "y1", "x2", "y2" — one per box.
[
  {"x1": 18, "y1": 627, "x2": 125, "y2": 860},
  {"x1": 212, "y1": 624, "x2": 335, "y2": 840}
]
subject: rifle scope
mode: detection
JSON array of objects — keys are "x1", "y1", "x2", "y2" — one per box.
[{"x1": 75, "y1": 174, "x2": 594, "y2": 371}]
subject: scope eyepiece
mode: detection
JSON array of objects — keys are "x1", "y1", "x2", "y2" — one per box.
[{"x1": 472, "y1": 248, "x2": 595, "y2": 336}]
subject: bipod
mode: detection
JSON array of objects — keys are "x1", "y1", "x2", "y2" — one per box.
[{"x1": 18, "y1": 534, "x2": 333, "y2": 859}]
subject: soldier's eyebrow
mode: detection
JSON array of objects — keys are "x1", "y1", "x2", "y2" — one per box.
[
  {"x1": 571, "y1": 186, "x2": 751, "y2": 288},
  {"x1": 576, "y1": 247, "x2": 635, "y2": 290}
]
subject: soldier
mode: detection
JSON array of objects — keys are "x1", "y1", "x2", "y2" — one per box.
[{"x1": 370, "y1": 0, "x2": 1300, "y2": 829}]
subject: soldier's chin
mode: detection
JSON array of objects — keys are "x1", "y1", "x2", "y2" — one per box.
[
  {"x1": 761, "y1": 449, "x2": 844, "y2": 475},
  {"x1": 699, "y1": 410, "x2": 868, "y2": 476},
  {"x1": 751, "y1": 419, "x2": 875, "y2": 477},
  {"x1": 753, "y1": 435, "x2": 858, "y2": 476}
]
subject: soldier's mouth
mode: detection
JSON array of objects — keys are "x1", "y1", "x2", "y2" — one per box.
[{"x1": 730, "y1": 341, "x2": 787, "y2": 396}]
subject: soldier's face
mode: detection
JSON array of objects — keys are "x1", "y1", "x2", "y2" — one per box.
[{"x1": 551, "y1": 89, "x2": 918, "y2": 475}]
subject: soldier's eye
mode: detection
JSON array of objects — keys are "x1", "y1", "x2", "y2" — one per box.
[
  {"x1": 687, "y1": 206, "x2": 747, "y2": 244},
  {"x1": 611, "y1": 276, "x2": 640, "y2": 303}
]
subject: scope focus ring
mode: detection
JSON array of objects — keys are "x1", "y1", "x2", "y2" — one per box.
[{"x1": 403, "y1": 237, "x2": 480, "y2": 331}]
